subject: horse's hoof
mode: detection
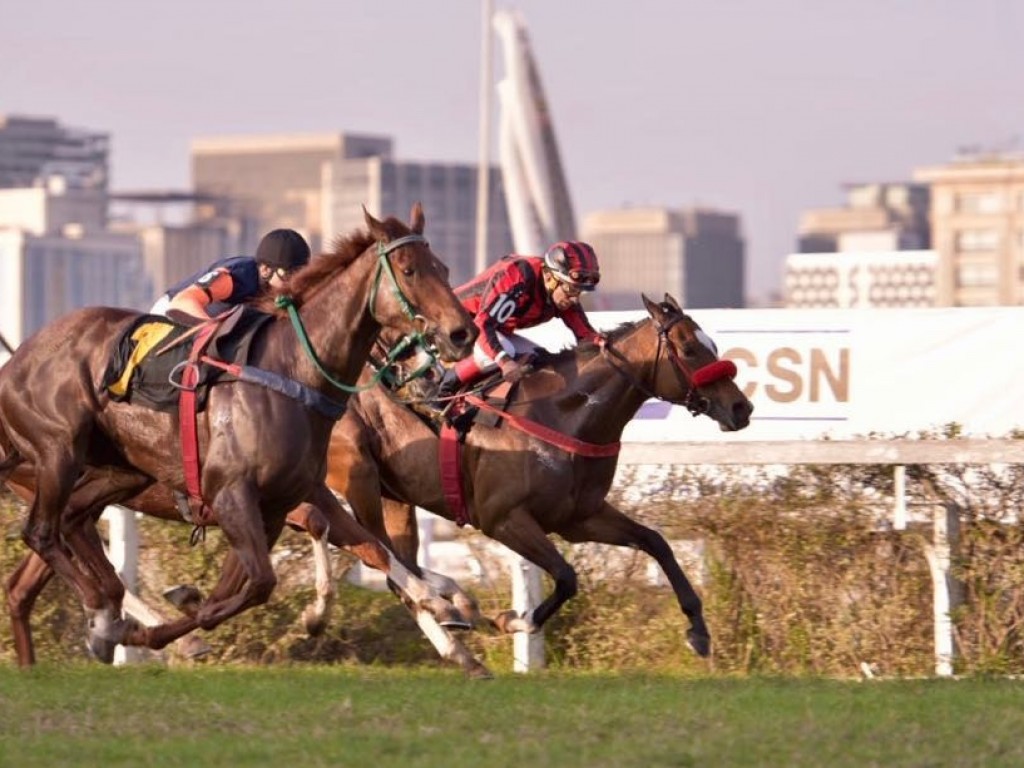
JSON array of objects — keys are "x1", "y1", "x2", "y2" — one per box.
[
  {"x1": 466, "y1": 661, "x2": 494, "y2": 680},
  {"x1": 163, "y1": 584, "x2": 203, "y2": 616},
  {"x1": 302, "y1": 607, "x2": 327, "y2": 637},
  {"x1": 439, "y1": 616, "x2": 472, "y2": 631},
  {"x1": 493, "y1": 609, "x2": 533, "y2": 634},
  {"x1": 176, "y1": 635, "x2": 212, "y2": 661},
  {"x1": 86, "y1": 634, "x2": 117, "y2": 664},
  {"x1": 687, "y1": 629, "x2": 711, "y2": 658}
]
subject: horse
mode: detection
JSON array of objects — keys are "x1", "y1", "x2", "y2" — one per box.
[
  {"x1": 314, "y1": 293, "x2": 753, "y2": 672},
  {"x1": 0, "y1": 203, "x2": 476, "y2": 658}
]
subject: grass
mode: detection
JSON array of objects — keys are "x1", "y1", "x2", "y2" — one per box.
[{"x1": 2, "y1": 665, "x2": 1024, "y2": 767}]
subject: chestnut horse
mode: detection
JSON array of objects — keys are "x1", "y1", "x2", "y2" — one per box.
[
  {"x1": 0, "y1": 204, "x2": 476, "y2": 658},
  {"x1": 318, "y1": 293, "x2": 753, "y2": 673}
]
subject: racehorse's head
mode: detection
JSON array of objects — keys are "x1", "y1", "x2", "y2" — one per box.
[
  {"x1": 641, "y1": 293, "x2": 753, "y2": 432},
  {"x1": 363, "y1": 203, "x2": 476, "y2": 362}
]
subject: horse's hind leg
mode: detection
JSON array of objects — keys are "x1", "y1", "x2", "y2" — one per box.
[
  {"x1": 558, "y1": 500, "x2": 710, "y2": 658},
  {"x1": 308, "y1": 484, "x2": 467, "y2": 628},
  {"x1": 485, "y1": 507, "x2": 579, "y2": 633},
  {"x1": 382, "y1": 499, "x2": 484, "y2": 625},
  {"x1": 5, "y1": 552, "x2": 54, "y2": 667}
]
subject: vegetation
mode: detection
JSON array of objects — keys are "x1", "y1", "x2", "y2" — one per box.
[{"x1": 3, "y1": 432, "x2": 1024, "y2": 676}]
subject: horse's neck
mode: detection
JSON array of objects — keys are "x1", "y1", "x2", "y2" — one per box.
[
  {"x1": 263, "y1": 253, "x2": 380, "y2": 397},
  {"x1": 541, "y1": 326, "x2": 655, "y2": 444}
]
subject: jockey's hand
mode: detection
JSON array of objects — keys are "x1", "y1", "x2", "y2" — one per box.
[{"x1": 498, "y1": 356, "x2": 529, "y2": 383}]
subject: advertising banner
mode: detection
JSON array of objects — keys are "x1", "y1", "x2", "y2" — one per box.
[{"x1": 521, "y1": 307, "x2": 1024, "y2": 442}]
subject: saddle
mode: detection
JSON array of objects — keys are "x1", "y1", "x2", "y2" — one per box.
[{"x1": 102, "y1": 307, "x2": 272, "y2": 411}]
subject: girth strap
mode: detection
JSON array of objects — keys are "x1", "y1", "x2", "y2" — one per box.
[
  {"x1": 439, "y1": 423, "x2": 471, "y2": 527},
  {"x1": 177, "y1": 321, "x2": 220, "y2": 532}
]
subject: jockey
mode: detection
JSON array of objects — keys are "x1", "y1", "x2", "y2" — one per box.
[
  {"x1": 150, "y1": 228, "x2": 311, "y2": 320},
  {"x1": 437, "y1": 240, "x2": 605, "y2": 397}
]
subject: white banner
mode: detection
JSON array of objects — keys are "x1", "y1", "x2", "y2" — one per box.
[{"x1": 521, "y1": 307, "x2": 1024, "y2": 442}]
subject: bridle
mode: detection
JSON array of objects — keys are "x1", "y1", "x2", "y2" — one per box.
[
  {"x1": 276, "y1": 233, "x2": 434, "y2": 394},
  {"x1": 602, "y1": 309, "x2": 737, "y2": 416}
]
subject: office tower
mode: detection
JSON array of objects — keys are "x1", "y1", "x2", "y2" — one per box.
[{"x1": 581, "y1": 207, "x2": 745, "y2": 310}]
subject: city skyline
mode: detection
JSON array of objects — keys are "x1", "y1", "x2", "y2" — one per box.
[{"x1": 2, "y1": 1, "x2": 1022, "y2": 303}]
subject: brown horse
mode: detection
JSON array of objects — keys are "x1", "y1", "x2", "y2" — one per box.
[
  {"x1": 0, "y1": 203, "x2": 476, "y2": 657},
  {"x1": 319, "y1": 293, "x2": 753, "y2": 671}
]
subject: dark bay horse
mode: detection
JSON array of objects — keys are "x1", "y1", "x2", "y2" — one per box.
[
  {"x1": 320, "y1": 293, "x2": 753, "y2": 672},
  {"x1": 0, "y1": 203, "x2": 476, "y2": 657}
]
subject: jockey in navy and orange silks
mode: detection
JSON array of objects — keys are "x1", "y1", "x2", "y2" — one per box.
[
  {"x1": 437, "y1": 240, "x2": 605, "y2": 396},
  {"x1": 150, "y1": 228, "x2": 311, "y2": 321}
]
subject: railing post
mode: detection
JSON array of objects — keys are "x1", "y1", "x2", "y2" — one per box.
[
  {"x1": 102, "y1": 505, "x2": 142, "y2": 665},
  {"x1": 510, "y1": 554, "x2": 545, "y2": 672},
  {"x1": 893, "y1": 464, "x2": 907, "y2": 530},
  {"x1": 922, "y1": 501, "x2": 961, "y2": 677}
]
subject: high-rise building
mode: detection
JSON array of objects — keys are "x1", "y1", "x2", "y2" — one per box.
[
  {"x1": 581, "y1": 207, "x2": 745, "y2": 310},
  {"x1": 0, "y1": 114, "x2": 109, "y2": 191},
  {"x1": 191, "y1": 132, "x2": 393, "y2": 254},
  {"x1": 797, "y1": 182, "x2": 930, "y2": 254},
  {"x1": 323, "y1": 157, "x2": 514, "y2": 287},
  {"x1": 787, "y1": 181, "x2": 937, "y2": 309},
  {"x1": 913, "y1": 153, "x2": 1024, "y2": 306}
]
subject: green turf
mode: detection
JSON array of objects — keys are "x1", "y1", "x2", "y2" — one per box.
[{"x1": 2, "y1": 665, "x2": 1023, "y2": 767}]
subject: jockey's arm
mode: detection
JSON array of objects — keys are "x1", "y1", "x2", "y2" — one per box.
[
  {"x1": 562, "y1": 305, "x2": 601, "y2": 344},
  {"x1": 165, "y1": 269, "x2": 235, "y2": 318}
]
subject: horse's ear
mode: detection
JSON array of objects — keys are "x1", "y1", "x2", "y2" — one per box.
[
  {"x1": 642, "y1": 293, "x2": 661, "y2": 316},
  {"x1": 363, "y1": 205, "x2": 386, "y2": 239},
  {"x1": 409, "y1": 201, "x2": 425, "y2": 234},
  {"x1": 663, "y1": 294, "x2": 682, "y2": 313}
]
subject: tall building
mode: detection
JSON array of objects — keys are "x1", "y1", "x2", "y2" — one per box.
[
  {"x1": 191, "y1": 132, "x2": 393, "y2": 254},
  {"x1": 0, "y1": 114, "x2": 109, "y2": 191},
  {"x1": 787, "y1": 181, "x2": 937, "y2": 309},
  {"x1": 323, "y1": 157, "x2": 514, "y2": 287},
  {"x1": 797, "y1": 182, "x2": 930, "y2": 254},
  {"x1": 581, "y1": 207, "x2": 745, "y2": 310},
  {"x1": 0, "y1": 228, "x2": 147, "y2": 346},
  {"x1": 0, "y1": 179, "x2": 146, "y2": 345},
  {"x1": 913, "y1": 153, "x2": 1024, "y2": 306}
]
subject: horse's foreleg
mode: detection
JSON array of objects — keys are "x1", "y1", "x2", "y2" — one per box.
[
  {"x1": 559, "y1": 500, "x2": 710, "y2": 657},
  {"x1": 5, "y1": 552, "x2": 54, "y2": 667},
  {"x1": 486, "y1": 507, "x2": 578, "y2": 634}
]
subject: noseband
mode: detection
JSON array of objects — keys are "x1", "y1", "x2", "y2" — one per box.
[{"x1": 604, "y1": 312, "x2": 737, "y2": 416}]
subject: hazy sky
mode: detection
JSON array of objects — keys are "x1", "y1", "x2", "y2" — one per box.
[{"x1": 3, "y1": 1, "x2": 1022, "y2": 302}]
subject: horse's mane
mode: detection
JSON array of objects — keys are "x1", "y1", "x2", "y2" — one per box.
[
  {"x1": 256, "y1": 214, "x2": 415, "y2": 314},
  {"x1": 541, "y1": 320, "x2": 643, "y2": 367}
]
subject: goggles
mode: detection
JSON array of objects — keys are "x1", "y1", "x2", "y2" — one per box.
[{"x1": 553, "y1": 268, "x2": 600, "y2": 290}]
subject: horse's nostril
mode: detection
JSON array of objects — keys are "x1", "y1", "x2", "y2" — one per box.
[{"x1": 449, "y1": 328, "x2": 470, "y2": 348}]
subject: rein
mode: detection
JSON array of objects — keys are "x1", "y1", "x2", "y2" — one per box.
[
  {"x1": 275, "y1": 234, "x2": 428, "y2": 394},
  {"x1": 463, "y1": 395, "x2": 621, "y2": 458}
]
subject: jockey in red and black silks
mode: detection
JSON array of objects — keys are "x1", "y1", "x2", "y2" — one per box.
[{"x1": 438, "y1": 240, "x2": 605, "y2": 396}]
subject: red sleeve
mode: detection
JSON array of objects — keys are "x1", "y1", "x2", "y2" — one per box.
[{"x1": 561, "y1": 305, "x2": 600, "y2": 343}]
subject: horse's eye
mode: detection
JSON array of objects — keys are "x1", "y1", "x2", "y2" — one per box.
[{"x1": 402, "y1": 267, "x2": 415, "y2": 278}]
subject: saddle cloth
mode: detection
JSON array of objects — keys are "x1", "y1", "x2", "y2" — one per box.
[{"x1": 102, "y1": 308, "x2": 272, "y2": 412}]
